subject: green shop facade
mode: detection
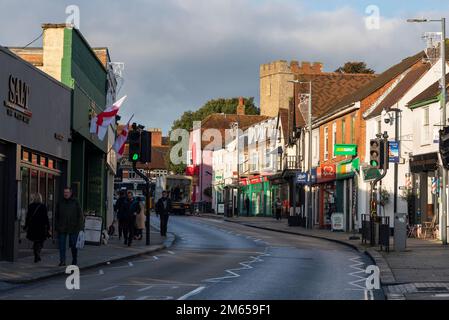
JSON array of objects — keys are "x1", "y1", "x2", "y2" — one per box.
[
  {"x1": 239, "y1": 176, "x2": 275, "y2": 217},
  {"x1": 44, "y1": 24, "x2": 109, "y2": 222}
]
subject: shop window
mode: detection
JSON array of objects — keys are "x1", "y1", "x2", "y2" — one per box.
[
  {"x1": 22, "y1": 150, "x2": 30, "y2": 162},
  {"x1": 48, "y1": 159, "x2": 54, "y2": 169},
  {"x1": 19, "y1": 167, "x2": 30, "y2": 240},
  {"x1": 40, "y1": 156, "x2": 47, "y2": 167}
]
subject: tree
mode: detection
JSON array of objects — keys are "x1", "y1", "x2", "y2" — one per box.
[
  {"x1": 335, "y1": 62, "x2": 375, "y2": 74},
  {"x1": 167, "y1": 97, "x2": 260, "y2": 174}
]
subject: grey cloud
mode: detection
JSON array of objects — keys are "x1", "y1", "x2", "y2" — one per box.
[{"x1": 1, "y1": 0, "x2": 448, "y2": 133}]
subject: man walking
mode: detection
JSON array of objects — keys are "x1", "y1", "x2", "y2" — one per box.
[
  {"x1": 124, "y1": 191, "x2": 139, "y2": 246},
  {"x1": 55, "y1": 187, "x2": 84, "y2": 266},
  {"x1": 156, "y1": 191, "x2": 172, "y2": 237},
  {"x1": 114, "y1": 190, "x2": 129, "y2": 240}
]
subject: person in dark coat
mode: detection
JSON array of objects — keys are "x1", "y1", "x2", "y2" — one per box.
[
  {"x1": 245, "y1": 197, "x2": 250, "y2": 217},
  {"x1": 24, "y1": 193, "x2": 50, "y2": 263},
  {"x1": 114, "y1": 190, "x2": 129, "y2": 240},
  {"x1": 55, "y1": 187, "x2": 84, "y2": 267},
  {"x1": 275, "y1": 197, "x2": 282, "y2": 221},
  {"x1": 156, "y1": 191, "x2": 172, "y2": 237},
  {"x1": 123, "y1": 191, "x2": 139, "y2": 246}
]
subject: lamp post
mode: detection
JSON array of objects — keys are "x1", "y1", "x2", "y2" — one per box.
[
  {"x1": 231, "y1": 121, "x2": 240, "y2": 218},
  {"x1": 388, "y1": 108, "x2": 402, "y2": 230},
  {"x1": 407, "y1": 17, "x2": 447, "y2": 244},
  {"x1": 289, "y1": 80, "x2": 313, "y2": 229}
]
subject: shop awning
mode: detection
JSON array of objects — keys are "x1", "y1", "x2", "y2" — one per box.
[{"x1": 410, "y1": 152, "x2": 438, "y2": 173}]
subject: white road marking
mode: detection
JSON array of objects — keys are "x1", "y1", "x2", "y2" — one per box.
[
  {"x1": 167, "y1": 251, "x2": 175, "y2": 255},
  {"x1": 138, "y1": 286, "x2": 154, "y2": 292},
  {"x1": 101, "y1": 285, "x2": 118, "y2": 292},
  {"x1": 99, "y1": 269, "x2": 104, "y2": 275},
  {"x1": 153, "y1": 256, "x2": 159, "y2": 260},
  {"x1": 348, "y1": 256, "x2": 368, "y2": 290},
  {"x1": 433, "y1": 294, "x2": 449, "y2": 298},
  {"x1": 204, "y1": 250, "x2": 271, "y2": 283},
  {"x1": 128, "y1": 262, "x2": 134, "y2": 267},
  {"x1": 177, "y1": 286, "x2": 206, "y2": 300}
]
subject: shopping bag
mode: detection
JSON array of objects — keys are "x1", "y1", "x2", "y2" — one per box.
[{"x1": 76, "y1": 231, "x2": 85, "y2": 249}]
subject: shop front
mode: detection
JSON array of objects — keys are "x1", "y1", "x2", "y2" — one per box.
[
  {"x1": 317, "y1": 164, "x2": 336, "y2": 229},
  {"x1": 336, "y1": 158, "x2": 359, "y2": 232},
  {"x1": 240, "y1": 176, "x2": 272, "y2": 216},
  {"x1": 0, "y1": 46, "x2": 71, "y2": 261},
  {"x1": 409, "y1": 152, "x2": 439, "y2": 228}
]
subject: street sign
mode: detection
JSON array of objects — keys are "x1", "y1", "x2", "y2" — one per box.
[
  {"x1": 362, "y1": 166, "x2": 381, "y2": 182},
  {"x1": 334, "y1": 144, "x2": 357, "y2": 156},
  {"x1": 388, "y1": 141, "x2": 399, "y2": 163}
]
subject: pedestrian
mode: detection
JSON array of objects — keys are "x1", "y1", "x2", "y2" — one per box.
[
  {"x1": 114, "y1": 190, "x2": 129, "y2": 240},
  {"x1": 135, "y1": 197, "x2": 146, "y2": 240},
  {"x1": 275, "y1": 197, "x2": 282, "y2": 221},
  {"x1": 245, "y1": 196, "x2": 250, "y2": 217},
  {"x1": 55, "y1": 187, "x2": 84, "y2": 266},
  {"x1": 24, "y1": 193, "x2": 50, "y2": 263},
  {"x1": 124, "y1": 191, "x2": 139, "y2": 246},
  {"x1": 156, "y1": 190, "x2": 172, "y2": 237}
]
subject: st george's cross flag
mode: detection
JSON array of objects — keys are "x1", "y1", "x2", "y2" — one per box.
[
  {"x1": 113, "y1": 115, "x2": 134, "y2": 159},
  {"x1": 90, "y1": 96, "x2": 127, "y2": 141}
]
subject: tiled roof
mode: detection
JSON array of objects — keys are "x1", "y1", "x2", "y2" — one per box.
[
  {"x1": 294, "y1": 72, "x2": 377, "y2": 127},
  {"x1": 407, "y1": 73, "x2": 449, "y2": 108},
  {"x1": 319, "y1": 51, "x2": 426, "y2": 121},
  {"x1": 200, "y1": 113, "x2": 270, "y2": 149},
  {"x1": 366, "y1": 61, "x2": 430, "y2": 119}
]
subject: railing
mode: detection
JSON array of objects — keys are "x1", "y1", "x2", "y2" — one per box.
[
  {"x1": 283, "y1": 156, "x2": 301, "y2": 170},
  {"x1": 361, "y1": 214, "x2": 390, "y2": 252}
]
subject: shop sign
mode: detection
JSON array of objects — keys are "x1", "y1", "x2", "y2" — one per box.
[
  {"x1": 331, "y1": 213, "x2": 344, "y2": 231},
  {"x1": 4, "y1": 75, "x2": 32, "y2": 124},
  {"x1": 334, "y1": 144, "x2": 357, "y2": 156},
  {"x1": 337, "y1": 158, "x2": 359, "y2": 179},
  {"x1": 388, "y1": 141, "x2": 399, "y2": 163},
  {"x1": 361, "y1": 165, "x2": 381, "y2": 182},
  {"x1": 296, "y1": 172, "x2": 308, "y2": 184},
  {"x1": 317, "y1": 164, "x2": 336, "y2": 182},
  {"x1": 217, "y1": 203, "x2": 225, "y2": 214}
]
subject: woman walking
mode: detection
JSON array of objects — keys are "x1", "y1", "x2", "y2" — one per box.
[
  {"x1": 135, "y1": 198, "x2": 146, "y2": 240},
  {"x1": 24, "y1": 193, "x2": 50, "y2": 263}
]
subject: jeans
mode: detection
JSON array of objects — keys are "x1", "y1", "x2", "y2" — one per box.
[
  {"x1": 123, "y1": 218, "x2": 136, "y2": 246},
  {"x1": 58, "y1": 233, "x2": 79, "y2": 264},
  {"x1": 160, "y1": 214, "x2": 169, "y2": 236}
]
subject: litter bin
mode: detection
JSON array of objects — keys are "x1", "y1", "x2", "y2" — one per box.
[{"x1": 394, "y1": 212, "x2": 407, "y2": 252}]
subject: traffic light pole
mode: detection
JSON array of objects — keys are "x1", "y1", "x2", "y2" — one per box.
[
  {"x1": 133, "y1": 161, "x2": 151, "y2": 246},
  {"x1": 441, "y1": 17, "x2": 447, "y2": 245}
]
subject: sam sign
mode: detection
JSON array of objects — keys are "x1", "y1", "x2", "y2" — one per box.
[
  {"x1": 389, "y1": 141, "x2": 399, "y2": 163},
  {"x1": 334, "y1": 144, "x2": 357, "y2": 156}
]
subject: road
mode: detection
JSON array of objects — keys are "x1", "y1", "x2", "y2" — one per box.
[{"x1": 0, "y1": 216, "x2": 384, "y2": 300}]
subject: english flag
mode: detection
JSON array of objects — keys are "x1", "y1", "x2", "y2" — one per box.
[
  {"x1": 90, "y1": 96, "x2": 127, "y2": 141},
  {"x1": 113, "y1": 115, "x2": 133, "y2": 159}
]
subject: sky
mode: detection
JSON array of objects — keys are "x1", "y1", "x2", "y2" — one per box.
[{"x1": 1, "y1": 0, "x2": 449, "y2": 134}]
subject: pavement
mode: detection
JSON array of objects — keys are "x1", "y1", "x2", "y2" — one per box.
[
  {"x1": 198, "y1": 213, "x2": 449, "y2": 300},
  {"x1": 0, "y1": 222, "x2": 175, "y2": 285}
]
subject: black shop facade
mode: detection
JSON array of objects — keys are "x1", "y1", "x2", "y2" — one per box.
[{"x1": 0, "y1": 46, "x2": 71, "y2": 261}]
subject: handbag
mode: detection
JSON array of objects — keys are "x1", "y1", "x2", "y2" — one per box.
[{"x1": 76, "y1": 230, "x2": 85, "y2": 249}]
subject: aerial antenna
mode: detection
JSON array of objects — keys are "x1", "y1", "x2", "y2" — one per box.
[
  {"x1": 422, "y1": 32, "x2": 442, "y2": 65},
  {"x1": 109, "y1": 62, "x2": 125, "y2": 94}
]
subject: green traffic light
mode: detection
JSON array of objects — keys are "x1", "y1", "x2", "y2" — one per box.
[
  {"x1": 132, "y1": 153, "x2": 139, "y2": 161},
  {"x1": 370, "y1": 160, "x2": 378, "y2": 167}
]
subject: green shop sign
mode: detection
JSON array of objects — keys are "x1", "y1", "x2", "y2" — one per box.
[{"x1": 334, "y1": 144, "x2": 357, "y2": 156}]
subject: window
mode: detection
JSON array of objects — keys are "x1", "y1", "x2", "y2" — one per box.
[
  {"x1": 324, "y1": 127, "x2": 329, "y2": 160},
  {"x1": 351, "y1": 115, "x2": 356, "y2": 144},
  {"x1": 423, "y1": 107, "x2": 430, "y2": 145},
  {"x1": 313, "y1": 136, "x2": 318, "y2": 158},
  {"x1": 341, "y1": 119, "x2": 346, "y2": 144},
  {"x1": 332, "y1": 122, "x2": 337, "y2": 158}
]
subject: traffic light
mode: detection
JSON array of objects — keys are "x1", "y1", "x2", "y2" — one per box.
[
  {"x1": 369, "y1": 138, "x2": 384, "y2": 169},
  {"x1": 140, "y1": 131, "x2": 152, "y2": 164},
  {"x1": 439, "y1": 126, "x2": 449, "y2": 169},
  {"x1": 128, "y1": 126, "x2": 142, "y2": 162}
]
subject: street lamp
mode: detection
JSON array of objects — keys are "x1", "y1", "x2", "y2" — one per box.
[
  {"x1": 289, "y1": 79, "x2": 313, "y2": 229},
  {"x1": 407, "y1": 17, "x2": 447, "y2": 244},
  {"x1": 231, "y1": 121, "x2": 240, "y2": 218}
]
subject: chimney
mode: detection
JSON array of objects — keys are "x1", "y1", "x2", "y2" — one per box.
[
  {"x1": 148, "y1": 128, "x2": 162, "y2": 146},
  {"x1": 237, "y1": 97, "x2": 245, "y2": 115}
]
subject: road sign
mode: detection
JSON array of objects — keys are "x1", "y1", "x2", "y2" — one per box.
[{"x1": 362, "y1": 166, "x2": 381, "y2": 182}]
